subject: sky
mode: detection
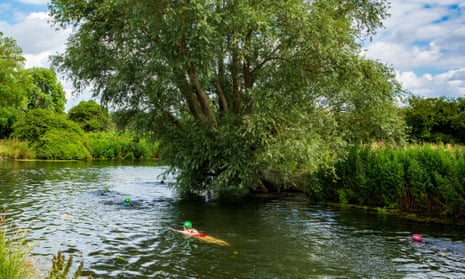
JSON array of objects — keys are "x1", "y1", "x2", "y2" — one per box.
[{"x1": 0, "y1": 0, "x2": 464, "y2": 110}]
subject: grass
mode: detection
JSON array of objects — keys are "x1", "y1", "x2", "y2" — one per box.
[
  {"x1": 0, "y1": 214, "x2": 92, "y2": 279},
  {"x1": 0, "y1": 215, "x2": 36, "y2": 279},
  {"x1": 0, "y1": 139, "x2": 34, "y2": 159}
]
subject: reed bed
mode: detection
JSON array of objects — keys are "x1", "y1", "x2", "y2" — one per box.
[{"x1": 314, "y1": 144, "x2": 465, "y2": 220}]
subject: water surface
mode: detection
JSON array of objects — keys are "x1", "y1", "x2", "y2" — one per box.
[{"x1": 1, "y1": 160, "x2": 464, "y2": 278}]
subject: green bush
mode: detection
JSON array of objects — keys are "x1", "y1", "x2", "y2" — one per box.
[
  {"x1": 314, "y1": 144, "x2": 465, "y2": 219},
  {"x1": 34, "y1": 128, "x2": 91, "y2": 160},
  {"x1": 67, "y1": 100, "x2": 109, "y2": 132},
  {"x1": 12, "y1": 109, "x2": 84, "y2": 142},
  {"x1": 87, "y1": 132, "x2": 157, "y2": 160},
  {"x1": 0, "y1": 107, "x2": 18, "y2": 139},
  {"x1": 364, "y1": 148, "x2": 403, "y2": 208}
]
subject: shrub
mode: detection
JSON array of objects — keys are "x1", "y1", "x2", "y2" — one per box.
[
  {"x1": 87, "y1": 132, "x2": 157, "y2": 160},
  {"x1": 12, "y1": 109, "x2": 84, "y2": 142},
  {"x1": 67, "y1": 100, "x2": 109, "y2": 132},
  {"x1": 316, "y1": 144, "x2": 465, "y2": 219},
  {"x1": 34, "y1": 128, "x2": 91, "y2": 160}
]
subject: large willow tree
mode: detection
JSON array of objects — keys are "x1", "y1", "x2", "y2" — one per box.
[{"x1": 49, "y1": 0, "x2": 406, "y2": 197}]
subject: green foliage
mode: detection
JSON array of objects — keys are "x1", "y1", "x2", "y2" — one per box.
[
  {"x1": 87, "y1": 132, "x2": 158, "y2": 160},
  {"x1": 0, "y1": 33, "x2": 68, "y2": 139},
  {"x1": 34, "y1": 128, "x2": 91, "y2": 160},
  {"x1": 0, "y1": 32, "x2": 33, "y2": 139},
  {"x1": 0, "y1": 107, "x2": 19, "y2": 138},
  {"x1": 26, "y1": 67, "x2": 66, "y2": 113},
  {"x1": 12, "y1": 109, "x2": 84, "y2": 142},
  {"x1": 0, "y1": 138, "x2": 35, "y2": 159},
  {"x1": 50, "y1": 0, "x2": 405, "y2": 198},
  {"x1": 0, "y1": 216, "x2": 35, "y2": 279},
  {"x1": 313, "y1": 144, "x2": 465, "y2": 219},
  {"x1": 12, "y1": 109, "x2": 91, "y2": 160},
  {"x1": 160, "y1": 118, "x2": 259, "y2": 198},
  {"x1": 68, "y1": 101, "x2": 109, "y2": 132},
  {"x1": 405, "y1": 97, "x2": 465, "y2": 144}
]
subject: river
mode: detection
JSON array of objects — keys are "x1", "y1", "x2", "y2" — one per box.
[{"x1": 1, "y1": 160, "x2": 465, "y2": 278}]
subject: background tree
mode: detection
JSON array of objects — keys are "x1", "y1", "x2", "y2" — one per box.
[
  {"x1": 450, "y1": 98, "x2": 465, "y2": 143},
  {"x1": 0, "y1": 32, "x2": 32, "y2": 138},
  {"x1": 405, "y1": 97, "x2": 465, "y2": 144},
  {"x1": 26, "y1": 67, "x2": 66, "y2": 113},
  {"x1": 68, "y1": 100, "x2": 110, "y2": 132},
  {"x1": 50, "y1": 0, "x2": 406, "y2": 197},
  {"x1": 12, "y1": 109, "x2": 91, "y2": 159}
]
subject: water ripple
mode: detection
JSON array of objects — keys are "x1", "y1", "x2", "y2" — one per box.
[{"x1": 1, "y1": 162, "x2": 465, "y2": 278}]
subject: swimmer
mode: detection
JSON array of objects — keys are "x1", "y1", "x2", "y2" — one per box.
[
  {"x1": 168, "y1": 221, "x2": 230, "y2": 246},
  {"x1": 123, "y1": 196, "x2": 134, "y2": 207},
  {"x1": 183, "y1": 221, "x2": 200, "y2": 235},
  {"x1": 98, "y1": 186, "x2": 110, "y2": 196},
  {"x1": 168, "y1": 221, "x2": 202, "y2": 238}
]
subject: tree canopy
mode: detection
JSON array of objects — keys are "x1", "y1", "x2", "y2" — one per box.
[
  {"x1": 0, "y1": 33, "x2": 68, "y2": 138},
  {"x1": 26, "y1": 67, "x2": 66, "y2": 113},
  {"x1": 49, "y1": 0, "x2": 406, "y2": 197},
  {"x1": 68, "y1": 100, "x2": 110, "y2": 132},
  {"x1": 405, "y1": 97, "x2": 465, "y2": 144},
  {"x1": 0, "y1": 32, "x2": 32, "y2": 138}
]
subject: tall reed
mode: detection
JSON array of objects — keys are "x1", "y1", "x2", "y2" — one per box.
[
  {"x1": 0, "y1": 215, "x2": 36, "y2": 279},
  {"x1": 312, "y1": 144, "x2": 465, "y2": 220}
]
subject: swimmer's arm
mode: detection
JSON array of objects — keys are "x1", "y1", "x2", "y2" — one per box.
[
  {"x1": 168, "y1": 227, "x2": 187, "y2": 234},
  {"x1": 168, "y1": 227, "x2": 199, "y2": 236}
]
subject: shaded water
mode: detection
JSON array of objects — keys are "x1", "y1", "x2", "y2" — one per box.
[{"x1": 1, "y1": 160, "x2": 465, "y2": 278}]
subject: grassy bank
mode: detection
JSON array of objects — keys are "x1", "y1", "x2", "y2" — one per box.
[
  {"x1": 0, "y1": 139, "x2": 34, "y2": 160},
  {"x1": 0, "y1": 132, "x2": 160, "y2": 161},
  {"x1": 311, "y1": 144, "x2": 465, "y2": 222},
  {"x1": 0, "y1": 216, "x2": 35, "y2": 278}
]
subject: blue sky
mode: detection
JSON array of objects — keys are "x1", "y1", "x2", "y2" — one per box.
[{"x1": 1, "y1": 0, "x2": 465, "y2": 110}]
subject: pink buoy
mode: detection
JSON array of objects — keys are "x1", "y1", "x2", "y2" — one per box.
[{"x1": 412, "y1": 233, "x2": 423, "y2": 242}]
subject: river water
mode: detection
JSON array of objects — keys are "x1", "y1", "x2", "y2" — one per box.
[{"x1": 1, "y1": 160, "x2": 465, "y2": 278}]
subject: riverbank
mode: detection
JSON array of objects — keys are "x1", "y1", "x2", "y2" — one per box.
[
  {"x1": 331, "y1": 202, "x2": 465, "y2": 226},
  {"x1": 0, "y1": 139, "x2": 33, "y2": 160},
  {"x1": 3, "y1": 139, "x2": 465, "y2": 224},
  {"x1": 0, "y1": 133, "x2": 160, "y2": 161},
  {"x1": 251, "y1": 192, "x2": 465, "y2": 226},
  {"x1": 308, "y1": 144, "x2": 465, "y2": 225}
]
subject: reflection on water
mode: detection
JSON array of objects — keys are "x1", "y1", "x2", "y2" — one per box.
[{"x1": 1, "y1": 160, "x2": 465, "y2": 278}]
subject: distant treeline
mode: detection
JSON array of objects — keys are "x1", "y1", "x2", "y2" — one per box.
[
  {"x1": 404, "y1": 96, "x2": 465, "y2": 144},
  {"x1": 1, "y1": 101, "x2": 159, "y2": 160}
]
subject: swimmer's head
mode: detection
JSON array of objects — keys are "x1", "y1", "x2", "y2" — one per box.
[
  {"x1": 183, "y1": 221, "x2": 193, "y2": 229},
  {"x1": 124, "y1": 197, "x2": 131, "y2": 204}
]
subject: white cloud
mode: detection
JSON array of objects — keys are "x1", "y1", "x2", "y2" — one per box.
[
  {"x1": 19, "y1": 0, "x2": 50, "y2": 5},
  {"x1": 365, "y1": 1, "x2": 465, "y2": 98},
  {"x1": 1, "y1": 12, "x2": 71, "y2": 57},
  {"x1": 397, "y1": 68, "x2": 465, "y2": 98},
  {"x1": 2, "y1": 0, "x2": 465, "y2": 107}
]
